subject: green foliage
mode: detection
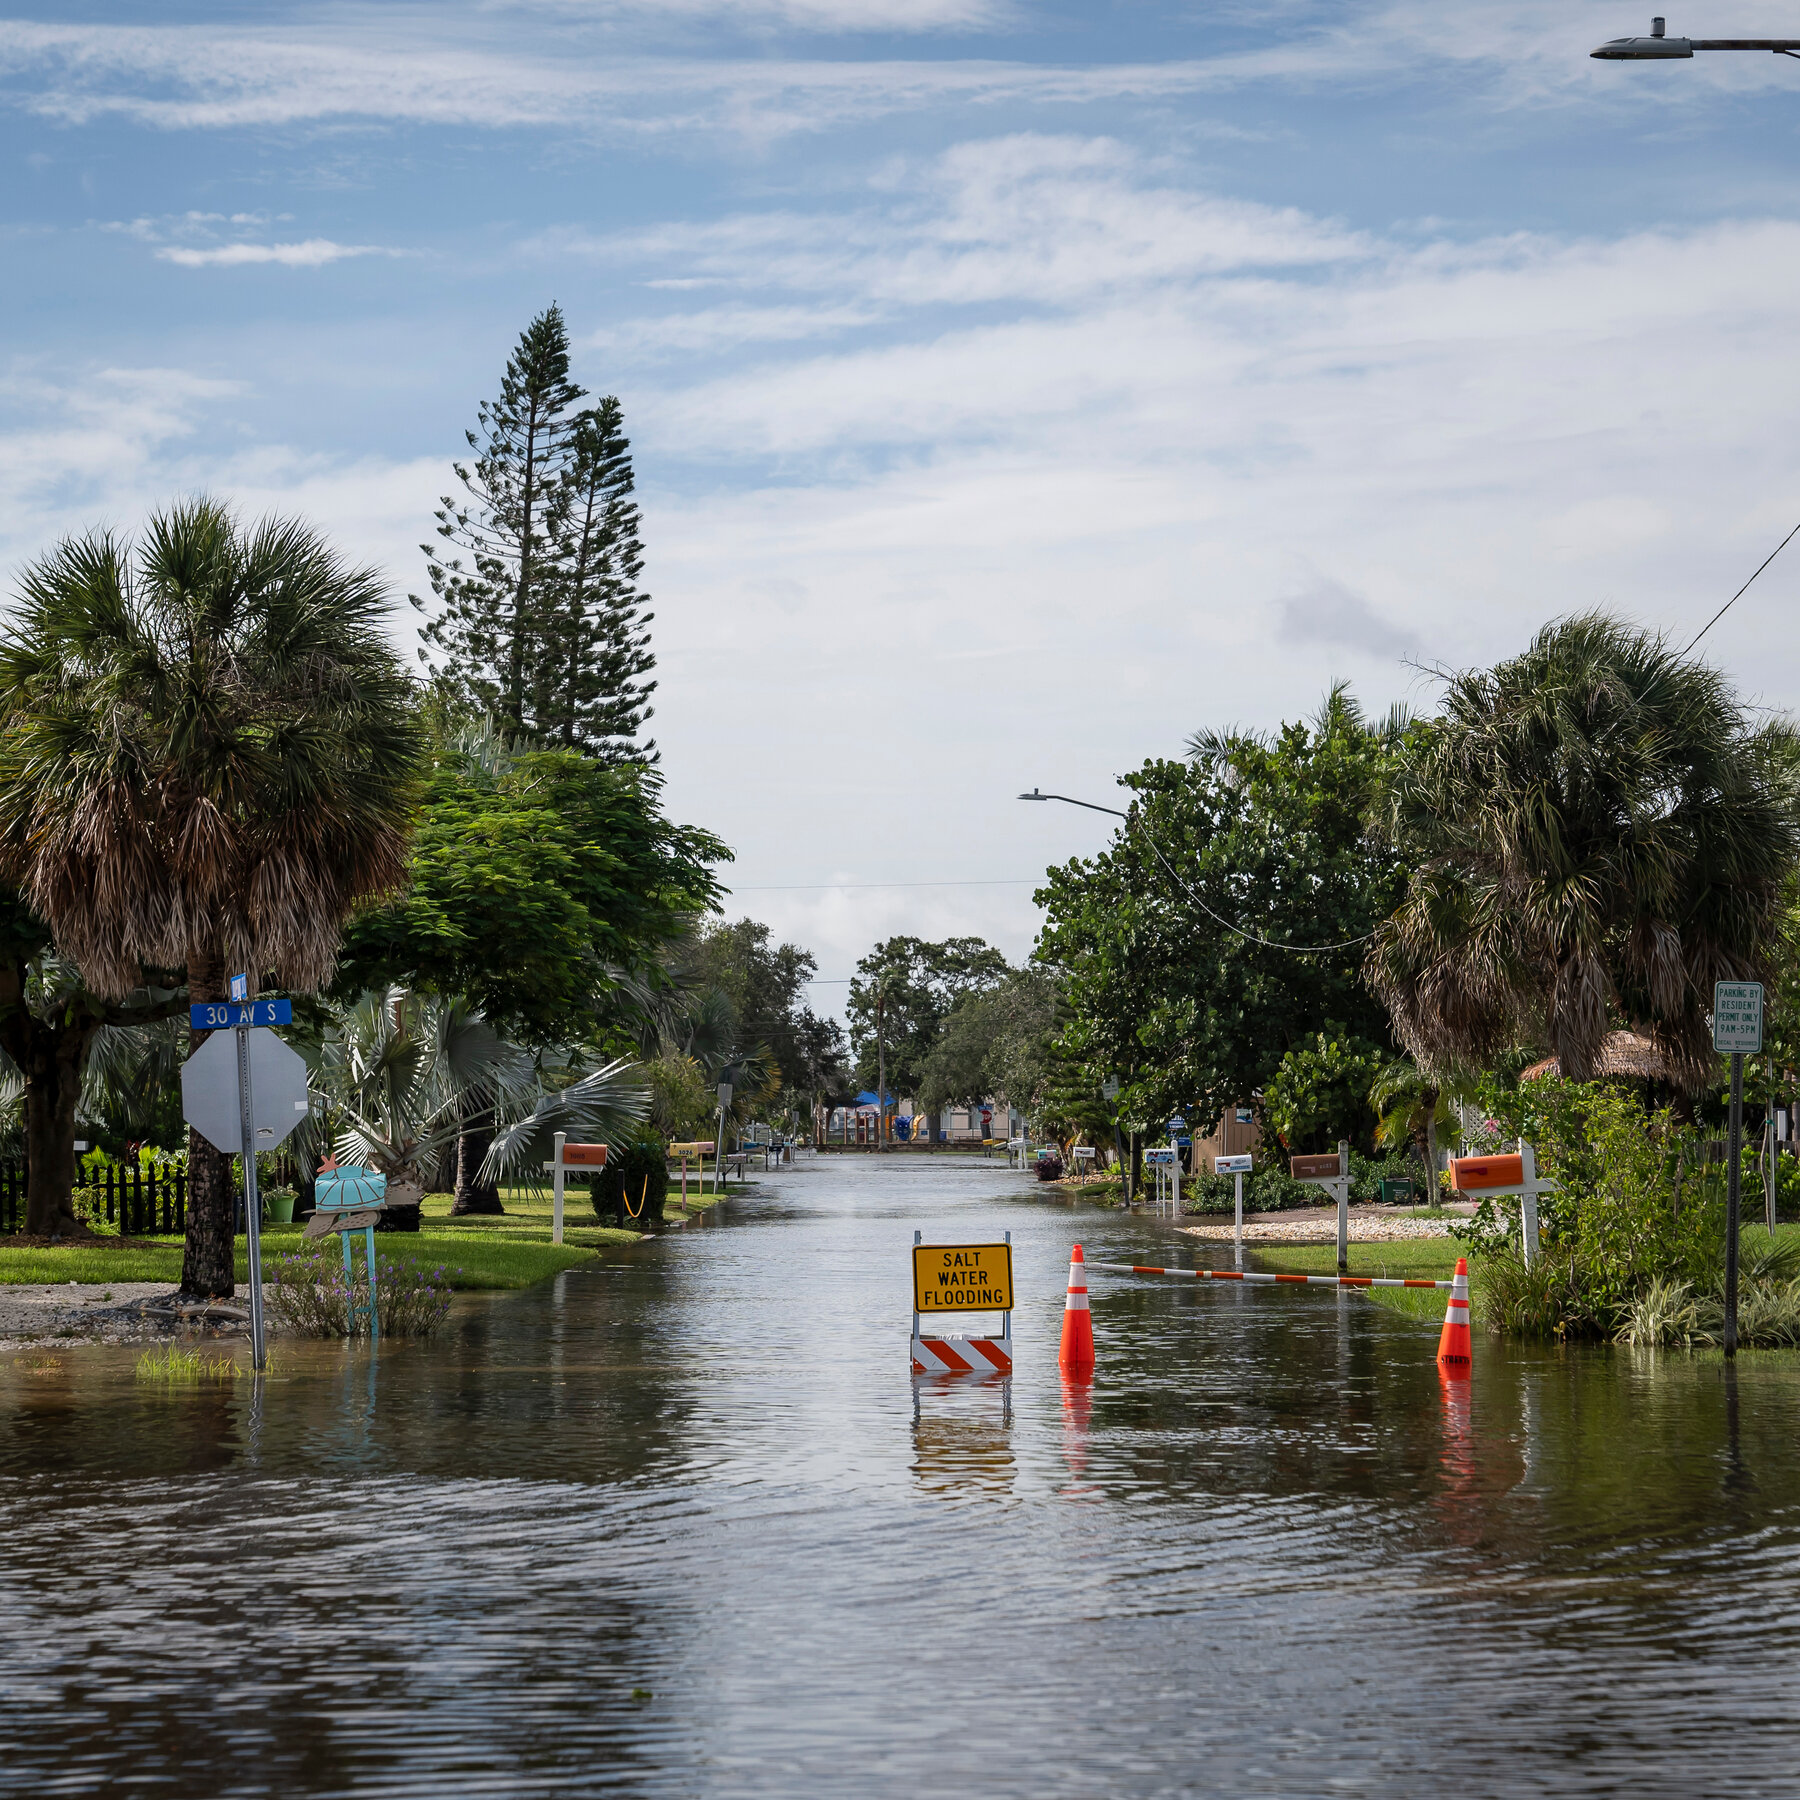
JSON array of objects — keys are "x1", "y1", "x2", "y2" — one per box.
[
  {"x1": 417, "y1": 306, "x2": 655, "y2": 758},
  {"x1": 918, "y1": 971, "x2": 1057, "y2": 1112},
  {"x1": 847, "y1": 936, "x2": 1010, "y2": 1096},
  {"x1": 591, "y1": 1128, "x2": 669, "y2": 1225},
  {"x1": 1477, "y1": 1245, "x2": 1598, "y2": 1340},
  {"x1": 1263, "y1": 1034, "x2": 1385, "y2": 1153},
  {"x1": 1039, "y1": 687, "x2": 1408, "y2": 1136},
  {"x1": 688, "y1": 919, "x2": 848, "y2": 1114},
  {"x1": 339, "y1": 740, "x2": 725, "y2": 1045},
  {"x1": 643, "y1": 1053, "x2": 714, "y2": 1141}
]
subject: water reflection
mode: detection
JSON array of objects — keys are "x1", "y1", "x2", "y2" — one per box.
[
  {"x1": 911, "y1": 1376, "x2": 1015, "y2": 1498},
  {"x1": 0, "y1": 1157, "x2": 1798, "y2": 1796}
]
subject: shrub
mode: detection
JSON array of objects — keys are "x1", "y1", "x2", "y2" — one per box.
[
  {"x1": 1616, "y1": 1276, "x2": 1711, "y2": 1349},
  {"x1": 267, "y1": 1248, "x2": 455, "y2": 1338},
  {"x1": 591, "y1": 1129, "x2": 669, "y2": 1226},
  {"x1": 1477, "y1": 1244, "x2": 1598, "y2": 1340},
  {"x1": 1181, "y1": 1147, "x2": 1419, "y2": 1214}
]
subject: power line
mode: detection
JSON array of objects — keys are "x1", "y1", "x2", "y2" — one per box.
[
  {"x1": 1020, "y1": 788, "x2": 1376, "y2": 956},
  {"x1": 1684, "y1": 516, "x2": 1800, "y2": 654},
  {"x1": 729, "y1": 878, "x2": 1038, "y2": 892}
]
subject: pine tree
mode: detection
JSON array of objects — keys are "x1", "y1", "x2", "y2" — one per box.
[
  {"x1": 534, "y1": 397, "x2": 658, "y2": 761},
  {"x1": 416, "y1": 304, "x2": 585, "y2": 731}
]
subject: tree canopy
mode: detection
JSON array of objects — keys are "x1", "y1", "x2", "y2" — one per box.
[
  {"x1": 846, "y1": 935, "x2": 1010, "y2": 1096},
  {"x1": 417, "y1": 305, "x2": 656, "y2": 760},
  {"x1": 337, "y1": 733, "x2": 726, "y2": 1046},
  {"x1": 1037, "y1": 688, "x2": 1410, "y2": 1135}
]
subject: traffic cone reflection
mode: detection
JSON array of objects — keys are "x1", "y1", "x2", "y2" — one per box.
[
  {"x1": 1437, "y1": 1256, "x2": 1472, "y2": 1373},
  {"x1": 1059, "y1": 1244, "x2": 1095, "y2": 1378}
]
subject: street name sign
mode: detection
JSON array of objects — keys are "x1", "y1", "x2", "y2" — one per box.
[
  {"x1": 912, "y1": 1241, "x2": 1014, "y2": 1313},
  {"x1": 190, "y1": 999, "x2": 293, "y2": 1031},
  {"x1": 1713, "y1": 981, "x2": 1765, "y2": 1054},
  {"x1": 181, "y1": 1028, "x2": 310, "y2": 1155}
]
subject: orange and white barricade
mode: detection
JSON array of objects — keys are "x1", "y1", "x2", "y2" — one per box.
[{"x1": 911, "y1": 1231, "x2": 1014, "y2": 1376}]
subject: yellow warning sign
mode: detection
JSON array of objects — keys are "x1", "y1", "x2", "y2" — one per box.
[{"x1": 913, "y1": 1242, "x2": 1013, "y2": 1313}]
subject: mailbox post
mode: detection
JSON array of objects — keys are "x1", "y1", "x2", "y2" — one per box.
[
  {"x1": 1291, "y1": 1142, "x2": 1352, "y2": 1272},
  {"x1": 1448, "y1": 1145, "x2": 1557, "y2": 1268},
  {"x1": 545, "y1": 1135, "x2": 609, "y2": 1244},
  {"x1": 1216, "y1": 1153, "x2": 1254, "y2": 1266}
]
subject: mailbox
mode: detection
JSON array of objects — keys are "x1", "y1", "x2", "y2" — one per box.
[
  {"x1": 559, "y1": 1143, "x2": 608, "y2": 1168},
  {"x1": 1290, "y1": 1153, "x2": 1343, "y2": 1181},
  {"x1": 1450, "y1": 1154, "x2": 1524, "y2": 1192}
]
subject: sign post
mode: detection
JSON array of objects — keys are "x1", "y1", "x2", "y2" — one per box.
[
  {"x1": 182, "y1": 983, "x2": 307, "y2": 1372},
  {"x1": 1167, "y1": 1117, "x2": 1186, "y2": 1216},
  {"x1": 1216, "y1": 1153, "x2": 1253, "y2": 1266},
  {"x1": 1714, "y1": 980, "x2": 1764, "y2": 1359}
]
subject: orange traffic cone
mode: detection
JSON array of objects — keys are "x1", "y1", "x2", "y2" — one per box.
[
  {"x1": 1059, "y1": 1244, "x2": 1095, "y2": 1378},
  {"x1": 1436, "y1": 1255, "x2": 1472, "y2": 1372}
]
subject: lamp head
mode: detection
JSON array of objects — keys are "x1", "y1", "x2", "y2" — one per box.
[
  {"x1": 1018, "y1": 788, "x2": 1046, "y2": 801},
  {"x1": 1592, "y1": 17, "x2": 1692, "y2": 56}
]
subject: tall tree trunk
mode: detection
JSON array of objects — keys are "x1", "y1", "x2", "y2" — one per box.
[
  {"x1": 1423, "y1": 1090, "x2": 1440, "y2": 1202},
  {"x1": 180, "y1": 948, "x2": 237, "y2": 1299},
  {"x1": 451, "y1": 1108, "x2": 505, "y2": 1215},
  {"x1": 21, "y1": 1020, "x2": 96, "y2": 1239},
  {"x1": 0, "y1": 960, "x2": 98, "y2": 1239}
]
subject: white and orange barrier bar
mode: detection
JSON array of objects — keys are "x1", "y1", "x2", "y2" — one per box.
[
  {"x1": 911, "y1": 1333, "x2": 1014, "y2": 1375},
  {"x1": 1086, "y1": 1258, "x2": 1453, "y2": 1291}
]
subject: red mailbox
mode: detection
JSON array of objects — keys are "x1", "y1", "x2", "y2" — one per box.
[{"x1": 1449, "y1": 1153, "x2": 1523, "y2": 1192}]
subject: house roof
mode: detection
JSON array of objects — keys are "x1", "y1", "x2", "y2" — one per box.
[{"x1": 1520, "y1": 1031, "x2": 1673, "y2": 1083}]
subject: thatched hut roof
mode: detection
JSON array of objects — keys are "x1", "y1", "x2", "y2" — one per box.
[{"x1": 1520, "y1": 1031, "x2": 1673, "y2": 1084}]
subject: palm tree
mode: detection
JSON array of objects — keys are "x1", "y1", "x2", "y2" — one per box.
[
  {"x1": 0, "y1": 499, "x2": 424, "y2": 1293},
  {"x1": 1368, "y1": 614, "x2": 1800, "y2": 1093},
  {"x1": 309, "y1": 988, "x2": 646, "y2": 1200},
  {"x1": 1367, "y1": 1058, "x2": 1467, "y2": 1199}
]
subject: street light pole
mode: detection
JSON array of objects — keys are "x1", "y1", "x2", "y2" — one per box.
[{"x1": 1592, "y1": 17, "x2": 1800, "y2": 59}]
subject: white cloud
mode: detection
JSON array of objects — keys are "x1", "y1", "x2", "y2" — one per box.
[
  {"x1": 155, "y1": 239, "x2": 390, "y2": 268},
  {"x1": 7, "y1": 2, "x2": 1754, "y2": 145},
  {"x1": 497, "y1": 0, "x2": 1016, "y2": 29}
]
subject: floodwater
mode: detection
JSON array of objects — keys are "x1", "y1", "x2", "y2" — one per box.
[{"x1": 2, "y1": 1157, "x2": 1798, "y2": 1798}]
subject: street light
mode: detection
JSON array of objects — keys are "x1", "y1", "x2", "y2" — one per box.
[
  {"x1": 1592, "y1": 16, "x2": 1800, "y2": 58},
  {"x1": 1018, "y1": 786, "x2": 1127, "y2": 820}
]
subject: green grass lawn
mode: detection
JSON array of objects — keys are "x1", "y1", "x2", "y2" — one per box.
[{"x1": 0, "y1": 1180, "x2": 728, "y2": 1291}]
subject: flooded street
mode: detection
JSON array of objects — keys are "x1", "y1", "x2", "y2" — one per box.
[{"x1": 3, "y1": 1153, "x2": 1799, "y2": 1796}]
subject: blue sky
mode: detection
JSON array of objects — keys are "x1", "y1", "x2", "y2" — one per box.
[{"x1": 5, "y1": 2, "x2": 1800, "y2": 1005}]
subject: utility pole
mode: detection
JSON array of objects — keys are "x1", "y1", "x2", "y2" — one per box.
[{"x1": 875, "y1": 990, "x2": 888, "y2": 1153}]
